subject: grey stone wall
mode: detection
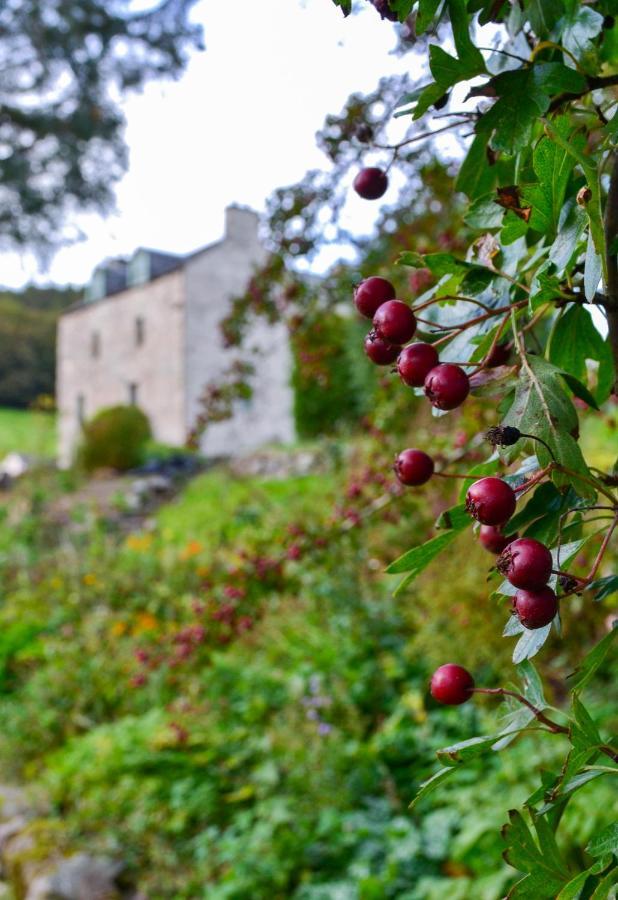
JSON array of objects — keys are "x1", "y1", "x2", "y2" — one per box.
[
  {"x1": 183, "y1": 208, "x2": 295, "y2": 457},
  {"x1": 57, "y1": 269, "x2": 186, "y2": 467}
]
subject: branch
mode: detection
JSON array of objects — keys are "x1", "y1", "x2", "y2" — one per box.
[{"x1": 548, "y1": 73, "x2": 618, "y2": 114}]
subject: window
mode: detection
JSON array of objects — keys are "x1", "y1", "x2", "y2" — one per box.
[
  {"x1": 91, "y1": 332, "x2": 100, "y2": 359},
  {"x1": 77, "y1": 394, "x2": 85, "y2": 424},
  {"x1": 135, "y1": 317, "x2": 145, "y2": 346},
  {"x1": 128, "y1": 382, "x2": 139, "y2": 406}
]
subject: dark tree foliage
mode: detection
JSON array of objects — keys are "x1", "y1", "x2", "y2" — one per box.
[
  {"x1": 0, "y1": 0, "x2": 203, "y2": 251},
  {"x1": 0, "y1": 285, "x2": 78, "y2": 407}
]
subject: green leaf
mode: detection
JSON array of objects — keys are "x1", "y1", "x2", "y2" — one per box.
[
  {"x1": 522, "y1": 118, "x2": 581, "y2": 238},
  {"x1": 502, "y1": 809, "x2": 567, "y2": 897},
  {"x1": 412, "y1": 82, "x2": 447, "y2": 119},
  {"x1": 525, "y1": 0, "x2": 565, "y2": 38},
  {"x1": 559, "y1": 6, "x2": 604, "y2": 67},
  {"x1": 409, "y1": 766, "x2": 457, "y2": 808},
  {"x1": 589, "y1": 865, "x2": 618, "y2": 899},
  {"x1": 455, "y1": 133, "x2": 497, "y2": 200},
  {"x1": 588, "y1": 576, "x2": 618, "y2": 602},
  {"x1": 465, "y1": 194, "x2": 504, "y2": 228},
  {"x1": 387, "y1": 503, "x2": 470, "y2": 592},
  {"x1": 560, "y1": 373, "x2": 599, "y2": 410},
  {"x1": 437, "y1": 733, "x2": 504, "y2": 766},
  {"x1": 548, "y1": 305, "x2": 615, "y2": 406},
  {"x1": 502, "y1": 354, "x2": 591, "y2": 489},
  {"x1": 584, "y1": 229, "x2": 602, "y2": 301},
  {"x1": 587, "y1": 823, "x2": 618, "y2": 858},
  {"x1": 331, "y1": 0, "x2": 352, "y2": 15},
  {"x1": 542, "y1": 118, "x2": 606, "y2": 282},
  {"x1": 447, "y1": 0, "x2": 485, "y2": 70},
  {"x1": 479, "y1": 64, "x2": 586, "y2": 154},
  {"x1": 417, "y1": 0, "x2": 443, "y2": 34},
  {"x1": 556, "y1": 856, "x2": 614, "y2": 899},
  {"x1": 567, "y1": 625, "x2": 618, "y2": 693},
  {"x1": 512, "y1": 623, "x2": 552, "y2": 664},
  {"x1": 517, "y1": 659, "x2": 546, "y2": 710},
  {"x1": 549, "y1": 198, "x2": 587, "y2": 275}
]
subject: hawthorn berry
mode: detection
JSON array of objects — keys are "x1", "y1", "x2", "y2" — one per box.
[
  {"x1": 497, "y1": 537, "x2": 553, "y2": 591},
  {"x1": 514, "y1": 586, "x2": 558, "y2": 629},
  {"x1": 466, "y1": 477, "x2": 516, "y2": 526},
  {"x1": 394, "y1": 448, "x2": 434, "y2": 486},
  {"x1": 424, "y1": 363, "x2": 470, "y2": 410},
  {"x1": 364, "y1": 330, "x2": 399, "y2": 365},
  {"x1": 479, "y1": 524, "x2": 517, "y2": 555},
  {"x1": 397, "y1": 342, "x2": 439, "y2": 387},
  {"x1": 430, "y1": 664, "x2": 475, "y2": 706},
  {"x1": 353, "y1": 167, "x2": 388, "y2": 200},
  {"x1": 373, "y1": 300, "x2": 416, "y2": 345},
  {"x1": 354, "y1": 277, "x2": 395, "y2": 319}
]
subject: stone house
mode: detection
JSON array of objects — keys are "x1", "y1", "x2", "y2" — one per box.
[{"x1": 56, "y1": 206, "x2": 295, "y2": 466}]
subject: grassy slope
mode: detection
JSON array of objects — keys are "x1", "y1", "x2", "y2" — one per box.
[{"x1": 0, "y1": 407, "x2": 56, "y2": 458}]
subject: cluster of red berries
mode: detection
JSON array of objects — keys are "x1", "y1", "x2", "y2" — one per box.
[
  {"x1": 429, "y1": 479, "x2": 557, "y2": 705},
  {"x1": 355, "y1": 276, "x2": 470, "y2": 411}
]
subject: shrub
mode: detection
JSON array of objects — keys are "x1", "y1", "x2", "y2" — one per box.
[{"x1": 79, "y1": 405, "x2": 151, "y2": 472}]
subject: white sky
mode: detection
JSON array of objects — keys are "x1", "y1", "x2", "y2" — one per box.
[{"x1": 0, "y1": 0, "x2": 424, "y2": 290}]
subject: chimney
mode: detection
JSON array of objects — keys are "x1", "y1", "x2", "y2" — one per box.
[{"x1": 224, "y1": 205, "x2": 260, "y2": 245}]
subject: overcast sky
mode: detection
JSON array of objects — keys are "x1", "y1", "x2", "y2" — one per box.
[{"x1": 0, "y1": 0, "x2": 424, "y2": 290}]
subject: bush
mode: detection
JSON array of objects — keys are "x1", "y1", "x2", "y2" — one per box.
[
  {"x1": 292, "y1": 314, "x2": 370, "y2": 439},
  {"x1": 79, "y1": 405, "x2": 151, "y2": 472}
]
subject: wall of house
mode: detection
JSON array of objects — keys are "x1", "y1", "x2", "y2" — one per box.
[
  {"x1": 183, "y1": 207, "x2": 295, "y2": 457},
  {"x1": 56, "y1": 269, "x2": 186, "y2": 466}
]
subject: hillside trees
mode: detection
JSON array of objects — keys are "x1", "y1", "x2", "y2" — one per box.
[
  {"x1": 328, "y1": 1, "x2": 618, "y2": 894},
  {"x1": 0, "y1": 0, "x2": 202, "y2": 252}
]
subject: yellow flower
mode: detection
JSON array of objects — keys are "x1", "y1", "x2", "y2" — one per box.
[
  {"x1": 83, "y1": 573, "x2": 98, "y2": 587},
  {"x1": 110, "y1": 621, "x2": 127, "y2": 637},
  {"x1": 133, "y1": 612, "x2": 158, "y2": 635},
  {"x1": 125, "y1": 534, "x2": 153, "y2": 552},
  {"x1": 179, "y1": 540, "x2": 203, "y2": 561}
]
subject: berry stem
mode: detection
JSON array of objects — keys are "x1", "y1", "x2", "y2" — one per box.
[
  {"x1": 431, "y1": 302, "x2": 527, "y2": 348},
  {"x1": 518, "y1": 432, "x2": 557, "y2": 463},
  {"x1": 513, "y1": 465, "x2": 553, "y2": 496},
  {"x1": 471, "y1": 688, "x2": 568, "y2": 734}
]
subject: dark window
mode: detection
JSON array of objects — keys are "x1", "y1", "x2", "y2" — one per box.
[
  {"x1": 91, "y1": 332, "x2": 100, "y2": 359},
  {"x1": 129, "y1": 382, "x2": 138, "y2": 406},
  {"x1": 77, "y1": 394, "x2": 85, "y2": 424},
  {"x1": 135, "y1": 317, "x2": 145, "y2": 346}
]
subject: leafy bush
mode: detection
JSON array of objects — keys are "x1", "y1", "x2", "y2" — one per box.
[
  {"x1": 78, "y1": 405, "x2": 151, "y2": 472},
  {"x1": 292, "y1": 314, "x2": 370, "y2": 438}
]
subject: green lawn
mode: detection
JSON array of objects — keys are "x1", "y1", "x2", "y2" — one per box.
[{"x1": 0, "y1": 407, "x2": 56, "y2": 458}]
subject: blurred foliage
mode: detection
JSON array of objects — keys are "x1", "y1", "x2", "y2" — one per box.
[
  {"x1": 0, "y1": 406, "x2": 614, "y2": 896},
  {"x1": 0, "y1": 285, "x2": 77, "y2": 409},
  {"x1": 78, "y1": 404, "x2": 151, "y2": 472}
]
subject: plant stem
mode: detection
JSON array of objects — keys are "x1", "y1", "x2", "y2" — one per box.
[{"x1": 472, "y1": 688, "x2": 568, "y2": 734}]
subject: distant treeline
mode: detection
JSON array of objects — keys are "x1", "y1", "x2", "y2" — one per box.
[{"x1": 0, "y1": 285, "x2": 80, "y2": 408}]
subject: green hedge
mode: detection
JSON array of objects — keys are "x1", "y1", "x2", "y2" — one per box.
[{"x1": 79, "y1": 405, "x2": 151, "y2": 472}]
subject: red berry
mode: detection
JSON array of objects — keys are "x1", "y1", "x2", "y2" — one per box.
[
  {"x1": 354, "y1": 277, "x2": 395, "y2": 319},
  {"x1": 373, "y1": 300, "x2": 416, "y2": 345},
  {"x1": 430, "y1": 664, "x2": 475, "y2": 706},
  {"x1": 364, "y1": 329, "x2": 399, "y2": 365},
  {"x1": 424, "y1": 363, "x2": 470, "y2": 410},
  {"x1": 484, "y1": 342, "x2": 511, "y2": 368},
  {"x1": 353, "y1": 167, "x2": 388, "y2": 200},
  {"x1": 497, "y1": 538, "x2": 553, "y2": 590},
  {"x1": 466, "y1": 477, "x2": 516, "y2": 526},
  {"x1": 397, "y1": 343, "x2": 439, "y2": 387},
  {"x1": 394, "y1": 448, "x2": 434, "y2": 486},
  {"x1": 514, "y1": 586, "x2": 558, "y2": 629},
  {"x1": 479, "y1": 525, "x2": 517, "y2": 555}
]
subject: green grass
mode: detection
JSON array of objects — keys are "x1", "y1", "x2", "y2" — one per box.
[
  {"x1": 156, "y1": 467, "x2": 338, "y2": 546},
  {"x1": 0, "y1": 407, "x2": 56, "y2": 458}
]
